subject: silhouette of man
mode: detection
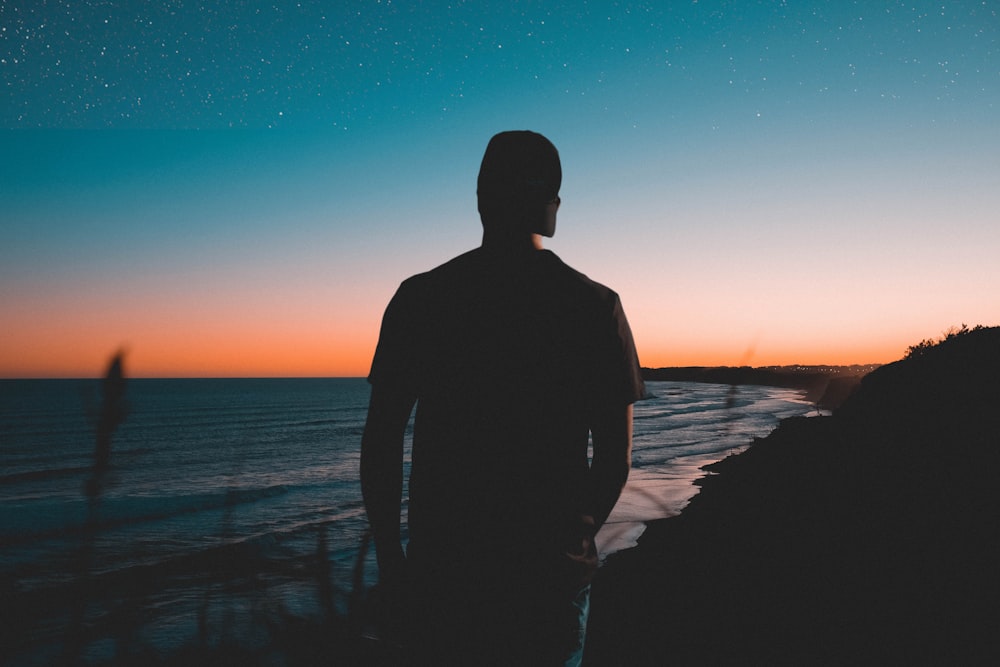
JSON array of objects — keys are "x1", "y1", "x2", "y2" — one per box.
[{"x1": 361, "y1": 130, "x2": 644, "y2": 666}]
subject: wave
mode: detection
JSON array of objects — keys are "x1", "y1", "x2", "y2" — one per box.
[
  {"x1": 0, "y1": 483, "x2": 295, "y2": 547},
  {"x1": 0, "y1": 465, "x2": 92, "y2": 486}
]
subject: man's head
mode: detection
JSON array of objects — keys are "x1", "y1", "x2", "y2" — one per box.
[{"x1": 477, "y1": 131, "x2": 561, "y2": 238}]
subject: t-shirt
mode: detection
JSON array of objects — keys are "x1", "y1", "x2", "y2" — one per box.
[{"x1": 368, "y1": 247, "x2": 644, "y2": 578}]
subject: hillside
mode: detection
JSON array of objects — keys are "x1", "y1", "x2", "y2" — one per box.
[{"x1": 587, "y1": 326, "x2": 1000, "y2": 665}]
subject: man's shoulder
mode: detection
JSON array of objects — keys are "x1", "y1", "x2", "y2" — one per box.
[
  {"x1": 542, "y1": 251, "x2": 621, "y2": 304},
  {"x1": 394, "y1": 247, "x2": 622, "y2": 309},
  {"x1": 400, "y1": 248, "x2": 482, "y2": 287}
]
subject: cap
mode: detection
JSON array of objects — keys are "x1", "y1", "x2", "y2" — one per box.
[{"x1": 477, "y1": 131, "x2": 561, "y2": 207}]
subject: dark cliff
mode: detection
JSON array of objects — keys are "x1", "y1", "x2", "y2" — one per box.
[{"x1": 587, "y1": 326, "x2": 1000, "y2": 665}]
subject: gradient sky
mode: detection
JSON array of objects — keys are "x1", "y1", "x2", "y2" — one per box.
[{"x1": 2, "y1": 1, "x2": 998, "y2": 378}]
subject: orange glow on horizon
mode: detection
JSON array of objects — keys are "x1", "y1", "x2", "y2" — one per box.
[
  {"x1": 638, "y1": 346, "x2": 899, "y2": 370},
  {"x1": 634, "y1": 332, "x2": 910, "y2": 369},
  {"x1": 2, "y1": 332, "x2": 909, "y2": 379},
  {"x1": 1, "y1": 320, "x2": 377, "y2": 379},
  {"x1": 0, "y1": 288, "x2": 972, "y2": 379},
  {"x1": 0, "y1": 341, "x2": 375, "y2": 379},
  {"x1": 0, "y1": 274, "x2": 387, "y2": 378}
]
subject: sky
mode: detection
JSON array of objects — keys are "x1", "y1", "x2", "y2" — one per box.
[{"x1": 2, "y1": 1, "x2": 998, "y2": 378}]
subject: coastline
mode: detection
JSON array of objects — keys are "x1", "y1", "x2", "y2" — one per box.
[
  {"x1": 596, "y1": 381, "x2": 815, "y2": 559},
  {"x1": 586, "y1": 327, "x2": 1000, "y2": 665},
  {"x1": 641, "y1": 364, "x2": 874, "y2": 410}
]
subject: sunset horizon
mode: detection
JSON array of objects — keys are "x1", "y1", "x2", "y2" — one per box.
[
  {"x1": 0, "y1": 326, "x2": 955, "y2": 380},
  {"x1": 3, "y1": 2, "x2": 997, "y2": 382}
]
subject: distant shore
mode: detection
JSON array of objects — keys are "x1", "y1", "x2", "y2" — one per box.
[{"x1": 642, "y1": 364, "x2": 879, "y2": 410}]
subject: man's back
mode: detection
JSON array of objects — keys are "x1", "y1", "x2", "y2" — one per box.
[
  {"x1": 360, "y1": 131, "x2": 643, "y2": 665},
  {"x1": 370, "y1": 247, "x2": 640, "y2": 572}
]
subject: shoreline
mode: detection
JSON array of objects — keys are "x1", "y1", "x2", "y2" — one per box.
[
  {"x1": 585, "y1": 327, "x2": 1000, "y2": 665},
  {"x1": 597, "y1": 381, "x2": 816, "y2": 558},
  {"x1": 642, "y1": 364, "x2": 873, "y2": 410}
]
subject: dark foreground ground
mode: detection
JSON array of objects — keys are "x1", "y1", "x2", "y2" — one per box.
[{"x1": 585, "y1": 326, "x2": 1000, "y2": 665}]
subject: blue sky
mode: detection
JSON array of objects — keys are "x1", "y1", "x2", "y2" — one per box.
[{"x1": 2, "y1": 1, "x2": 998, "y2": 376}]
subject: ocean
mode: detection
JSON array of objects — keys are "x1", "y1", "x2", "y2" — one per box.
[{"x1": 0, "y1": 378, "x2": 813, "y2": 663}]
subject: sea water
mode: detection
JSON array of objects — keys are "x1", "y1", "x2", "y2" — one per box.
[{"x1": 0, "y1": 378, "x2": 811, "y2": 662}]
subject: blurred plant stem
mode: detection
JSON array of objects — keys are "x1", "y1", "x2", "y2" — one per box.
[{"x1": 63, "y1": 351, "x2": 128, "y2": 665}]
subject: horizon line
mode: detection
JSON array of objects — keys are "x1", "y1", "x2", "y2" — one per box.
[{"x1": 1, "y1": 362, "x2": 888, "y2": 382}]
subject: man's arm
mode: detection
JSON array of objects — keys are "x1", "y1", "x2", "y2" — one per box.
[
  {"x1": 588, "y1": 403, "x2": 634, "y2": 529},
  {"x1": 360, "y1": 384, "x2": 416, "y2": 585}
]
